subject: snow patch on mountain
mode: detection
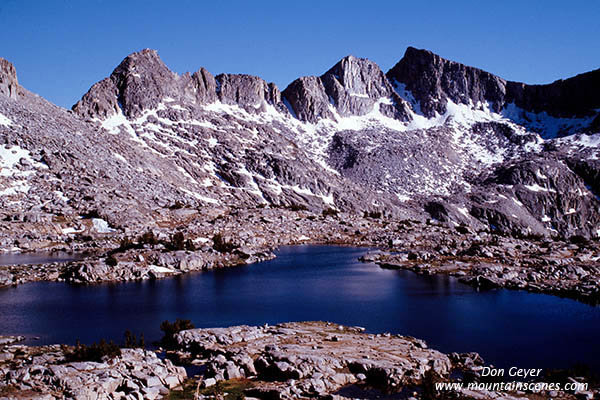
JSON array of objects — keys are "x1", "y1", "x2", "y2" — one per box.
[
  {"x1": 100, "y1": 109, "x2": 132, "y2": 135},
  {"x1": 501, "y1": 103, "x2": 597, "y2": 139},
  {"x1": 0, "y1": 180, "x2": 30, "y2": 196},
  {"x1": 555, "y1": 132, "x2": 600, "y2": 148},
  {"x1": 0, "y1": 146, "x2": 45, "y2": 182},
  {"x1": 392, "y1": 81, "x2": 422, "y2": 115},
  {"x1": 0, "y1": 146, "x2": 33, "y2": 174},
  {"x1": 0, "y1": 113, "x2": 11, "y2": 127},
  {"x1": 92, "y1": 218, "x2": 116, "y2": 233}
]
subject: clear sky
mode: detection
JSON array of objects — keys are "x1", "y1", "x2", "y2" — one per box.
[{"x1": 1, "y1": 0, "x2": 599, "y2": 109}]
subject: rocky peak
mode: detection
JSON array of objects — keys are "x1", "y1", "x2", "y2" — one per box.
[
  {"x1": 388, "y1": 47, "x2": 600, "y2": 125},
  {"x1": 283, "y1": 55, "x2": 410, "y2": 123},
  {"x1": 322, "y1": 56, "x2": 391, "y2": 111},
  {"x1": 72, "y1": 77, "x2": 121, "y2": 119},
  {"x1": 73, "y1": 49, "x2": 180, "y2": 119},
  {"x1": 282, "y1": 76, "x2": 334, "y2": 123},
  {"x1": 215, "y1": 73, "x2": 287, "y2": 114},
  {"x1": 0, "y1": 58, "x2": 19, "y2": 100},
  {"x1": 73, "y1": 49, "x2": 288, "y2": 119},
  {"x1": 322, "y1": 55, "x2": 409, "y2": 119},
  {"x1": 110, "y1": 49, "x2": 181, "y2": 118},
  {"x1": 387, "y1": 47, "x2": 507, "y2": 118},
  {"x1": 187, "y1": 67, "x2": 217, "y2": 104}
]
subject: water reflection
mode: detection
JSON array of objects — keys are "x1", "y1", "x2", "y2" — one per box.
[{"x1": 0, "y1": 251, "x2": 87, "y2": 266}]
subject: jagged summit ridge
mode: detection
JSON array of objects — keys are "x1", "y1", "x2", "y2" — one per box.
[
  {"x1": 389, "y1": 46, "x2": 600, "y2": 125},
  {"x1": 74, "y1": 50, "x2": 411, "y2": 125},
  {"x1": 72, "y1": 48, "x2": 600, "y2": 138},
  {"x1": 1, "y1": 47, "x2": 599, "y2": 240},
  {"x1": 283, "y1": 55, "x2": 411, "y2": 123},
  {"x1": 505, "y1": 68, "x2": 600, "y2": 118},
  {"x1": 73, "y1": 49, "x2": 288, "y2": 120},
  {"x1": 214, "y1": 73, "x2": 288, "y2": 114},
  {"x1": 387, "y1": 47, "x2": 508, "y2": 117}
]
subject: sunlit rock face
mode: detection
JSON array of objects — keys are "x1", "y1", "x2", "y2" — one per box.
[
  {"x1": 0, "y1": 46, "x2": 598, "y2": 244},
  {"x1": 0, "y1": 58, "x2": 19, "y2": 100}
]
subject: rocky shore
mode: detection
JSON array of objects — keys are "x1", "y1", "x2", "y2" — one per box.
[
  {"x1": 0, "y1": 337, "x2": 186, "y2": 399},
  {"x1": 361, "y1": 219, "x2": 600, "y2": 304},
  {"x1": 172, "y1": 322, "x2": 599, "y2": 399},
  {"x1": 1, "y1": 207, "x2": 599, "y2": 306},
  {"x1": 173, "y1": 321, "x2": 456, "y2": 399},
  {"x1": 2, "y1": 323, "x2": 596, "y2": 399}
]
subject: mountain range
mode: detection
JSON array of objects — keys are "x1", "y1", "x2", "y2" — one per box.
[{"x1": 0, "y1": 47, "x2": 599, "y2": 249}]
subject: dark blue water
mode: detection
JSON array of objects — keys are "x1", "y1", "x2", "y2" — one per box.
[
  {"x1": 1, "y1": 245, "x2": 599, "y2": 371},
  {"x1": 0, "y1": 251, "x2": 86, "y2": 266}
]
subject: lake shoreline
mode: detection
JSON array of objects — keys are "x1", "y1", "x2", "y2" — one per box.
[
  {"x1": 1, "y1": 208, "x2": 598, "y2": 306},
  {"x1": 2, "y1": 245, "x2": 599, "y2": 374},
  {"x1": 1, "y1": 322, "x2": 597, "y2": 400}
]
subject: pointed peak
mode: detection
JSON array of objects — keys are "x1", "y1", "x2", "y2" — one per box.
[
  {"x1": 283, "y1": 53, "x2": 410, "y2": 123},
  {"x1": 404, "y1": 46, "x2": 433, "y2": 57},
  {"x1": 323, "y1": 55, "x2": 385, "y2": 87},
  {"x1": 111, "y1": 49, "x2": 171, "y2": 80},
  {"x1": 398, "y1": 46, "x2": 492, "y2": 75},
  {"x1": 327, "y1": 54, "x2": 379, "y2": 72},
  {"x1": 120, "y1": 48, "x2": 160, "y2": 63},
  {"x1": 398, "y1": 47, "x2": 451, "y2": 68},
  {"x1": 387, "y1": 46, "x2": 507, "y2": 118},
  {"x1": 0, "y1": 58, "x2": 17, "y2": 78},
  {"x1": 73, "y1": 49, "x2": 179, "y2": 119},
  {"x1": 338, "y1": 54, "x2": 360, "y2": 63},
  {"x1": 0, "y1": 58, "x2": 19, "y2": 99}
]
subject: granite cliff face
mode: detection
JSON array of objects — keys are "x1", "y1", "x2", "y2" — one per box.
[
  {"x1": 0, "y1": 47, "x2": 599, "y2": 248},
  {"x1": 282, "y1": 55, "x2": 410, "y2": 123},
  {"x1": 387, "y1": 47, "x2": 508, "y2": 117},
  {"x1": 0, "y1": 58, "x2": 19, "y2": 100},
  {"x1": 389, "y1": 47, "x2": 600, "y2": 132},
  {"x1": 73, "y1": 49, "x2": 289, "y2": 119},
  {"x1": 505, "y1": 68, "x2": 600, "y2": 119}
]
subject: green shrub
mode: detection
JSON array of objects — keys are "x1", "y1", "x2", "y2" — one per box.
[
  {"x1": 105, "y1": 254, "x2": 118, "y2": 266},
  {"x1": 123, "y1": 330, "x2": 145, "y2": 348},
  {"x1": 185, "y1": 239, "x2": 195, "y2": 251},
  {"x1": 139, "y1": 231, "x2": 158, "y2": 246},
  {"x1": 160, "y1": 319, "x2": 195, "y2": 349},
  {"x1": 213, "y1": 233, "x2": 237, "y2": 253},
  {"x1": 118, "y1": 237, "x2": 136, "y2": 251},
  {"x1": 169, "y1": 201, "x2": 184, "y2": 209},
  {"x1": 63, "y1": 339, "x2": 121, "y2": 362},
  {"x1": 570, "y1": 234, "x2": 589, "y2": 246},
  {"x1": 322, "y1": 207, "x2": 338, "y2": 217},
  {"x1": 82, "y1": 209, "x2": 101, "y2": 219},
  {"x1": 455, "y1": 225, "x2": 470, "y2": 234},
  {"x1": 171, "y1": 232, "x2": 186, "y2": 250},
  {"x1": 162, "y1": 232, "x2": 195, "y2": 251},
  {"x1": 363, "y1": 210, "x2": 382, "y2": 219}
]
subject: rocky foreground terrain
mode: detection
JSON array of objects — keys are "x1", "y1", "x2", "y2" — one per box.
[
  {"x1": 1, "y1": 323, "x2": 596, "y2": 399},
  {"x1": 0, "y1": 335, "x2": 186, "y2": 399}
]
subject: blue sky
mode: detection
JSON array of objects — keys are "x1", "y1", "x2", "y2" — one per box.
[{"x1": 1, "y1": 0, "x2": 599, "y2": 108}]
